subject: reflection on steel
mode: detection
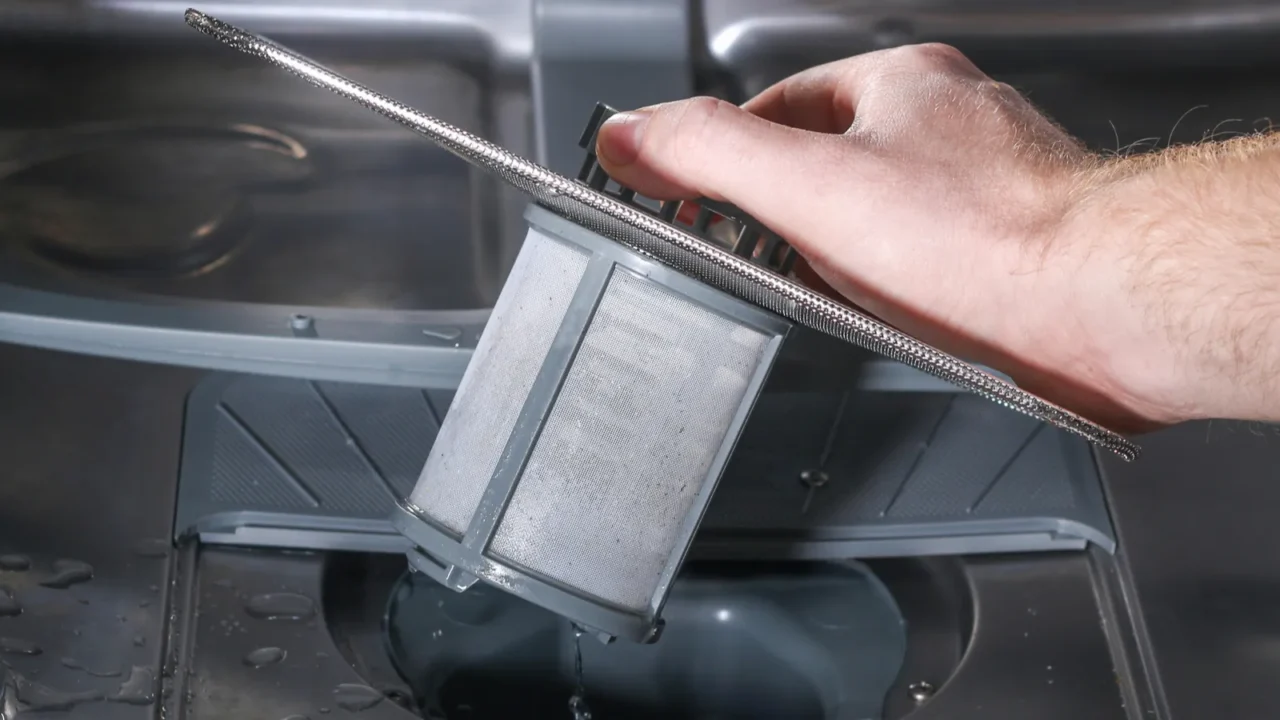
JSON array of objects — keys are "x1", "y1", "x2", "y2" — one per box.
[{"x1": 704, "y1": 0, "x2": 1280, "y2": 81}]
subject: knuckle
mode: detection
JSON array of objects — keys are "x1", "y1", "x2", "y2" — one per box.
[
  {"x1": 658, "y1": 96, "x2": 733, "y2": 165},
  {"x1": 671, "y1": 96, "x2": 733, "y2": 135},
  {"x1": 916, "y1": 41, "x2": 967, "y2": 64},
  {"x1": 893, "y1": 42, "x2": 974, "y2": 72}
]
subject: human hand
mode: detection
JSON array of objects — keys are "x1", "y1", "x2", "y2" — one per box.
[{"x1": 594, "y1": 44, "x2": 1280, "y2": 432}]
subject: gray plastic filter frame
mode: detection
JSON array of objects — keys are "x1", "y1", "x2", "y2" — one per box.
[{"x1": 393, "y1": 204, "x2": 789, "y2": 643}]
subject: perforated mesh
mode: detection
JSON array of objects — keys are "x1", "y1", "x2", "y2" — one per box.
[
  {"x1": 489, "y1": 271, "x2": 770, "y2": 611},
  {"x1": 408, "y1": 233, "x2": 589, "y2": 533}
]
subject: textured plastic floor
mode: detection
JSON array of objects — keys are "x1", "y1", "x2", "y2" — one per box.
[{"x1": 176, "y1": 374, "x2": 1115, "y2": 557}]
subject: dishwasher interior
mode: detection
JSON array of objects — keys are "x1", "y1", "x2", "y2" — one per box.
[{"x1": 3, "y1": 2, "x2": 1280, "y2": 719}]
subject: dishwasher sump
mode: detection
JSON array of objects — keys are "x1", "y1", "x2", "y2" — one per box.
[{"x1": 383, "y1": 560, "x2": 907, "y2": 720}]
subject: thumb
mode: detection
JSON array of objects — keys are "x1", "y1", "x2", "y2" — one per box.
[{"x1": 595, "y1": 97, "x2": 847, "y2": 218}]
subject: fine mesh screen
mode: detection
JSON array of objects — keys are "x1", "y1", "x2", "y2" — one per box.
[
  {"x1": 489, "y1": 270, "x2": 771, "y2": 611},
  {"x1": 408, "y1": 234, "x2": 589, "y2": 533}
]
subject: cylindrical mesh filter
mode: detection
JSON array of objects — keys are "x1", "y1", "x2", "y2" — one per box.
[
  {"x1": 395, "y1": 205, "x2": 788, "y2": 642},
  {"x1": 408, "y1": 232, "x2": 591, "y2": 535}
]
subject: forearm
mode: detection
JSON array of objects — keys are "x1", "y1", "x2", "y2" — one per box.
[{"x1": 1068, "y1": 134, "x2": 1280, "y2": 422}]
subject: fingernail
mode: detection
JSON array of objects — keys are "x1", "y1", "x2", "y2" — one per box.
[{"x1": 597, "y1": 110, "x2": 651, "y2": 166}]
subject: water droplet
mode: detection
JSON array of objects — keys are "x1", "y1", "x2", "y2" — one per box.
[
  {"x1": 798, "y1": 469, "x2": 830, "y2": 488},
  {"x1": 0, "y1": 586, "x2": 20, "y2": 618},
  {"x1": 318, "y1": 708, "x2": 330, "y2": 715},
  {"x1": 909, "y1": 681, "x2": 936, "y2": 704},
  {"x1": 289, "y1": 314, "x2": 315, "y2": 333},
  {"x1": 109, "y1": 666, "x2": 157, "y2": 706},
  {"x1": 149, "y1": 585, "x2": 160, "y2": 594},
  {"x1": 133, "y1": 636, "x2": 146, "y2": 648},
  {"x1": 569, "y1": 624, "x2": 593, "y2": 720},
  {"x1": 132, "y1": 539, "x2": 170, "y2": 559},
  {"x1": 243, "y1": 647, "x2": 286, "y2": 668},
  {"x1": 59, "y1": 657, "x2": 121, "y2": 678},
  {"x1": 332, "y1": 684, "x2": 382, "y2": 712},
  {"x1": 383, "y1": 689, "x2": 413, "y2": 710},
  {"x1": 0, "y1": 637, "x2": 41, "y2": 656},
  {"x1": 569, "y1": 693, "x2": 593, "y2": 720},
  {"x1": 11, "y1": 671, "x2": 104, "y2": 711},
  {"x1": 40, "y1": 560, "x2": 94, "y2": 589},
  {"x1": 421, "y1": 327, "x2": 463, "y2": 342},
  {"x1": 245, "y1": 593, "x2": 315, "y2": 622},
  {"x1": 281, "y1": 716, "x2": 311, "y2": 720},
  {"x1": 0, "y1": 555, "x2": 30, "y2": 571},
  {"x1": 430, "y1": 629, "x2": 443, "y2": 640}
]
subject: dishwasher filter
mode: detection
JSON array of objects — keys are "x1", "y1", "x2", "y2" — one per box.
[{"x1": 392, "y1": 205, "x2": 788, "y2": 642}]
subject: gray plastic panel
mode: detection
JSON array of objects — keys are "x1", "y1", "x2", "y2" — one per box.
[
  {"x1": 177, "y1": 374, "x2": 1115, "y2": 557},
  {"x1": 175, "y1": 373, "x2": 454, "y2": 552},
  {"x1": 0, "y1": 282, "x2": 483, "y2": 389},
  {"x1": 692, "y1": 390, "x2": 1116, "y2": 558}
]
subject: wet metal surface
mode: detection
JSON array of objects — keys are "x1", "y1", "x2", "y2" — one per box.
[
  {"x1": 0, "y1": 345, "x2": 189, "y2": 720},
  {"x1": 180, "y1": 549, "x2": 404, "y2": 719},
  {"x1": 1100, "y1": 422, "x2": 1280, "y2": 720},
  {"x1": 0, "y1": 25, "x2": 532, "y2": 311}
]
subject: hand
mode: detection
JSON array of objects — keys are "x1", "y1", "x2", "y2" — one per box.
[{"x1": 594, "y1": 44, "x2": 1280, "y2": 432}]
